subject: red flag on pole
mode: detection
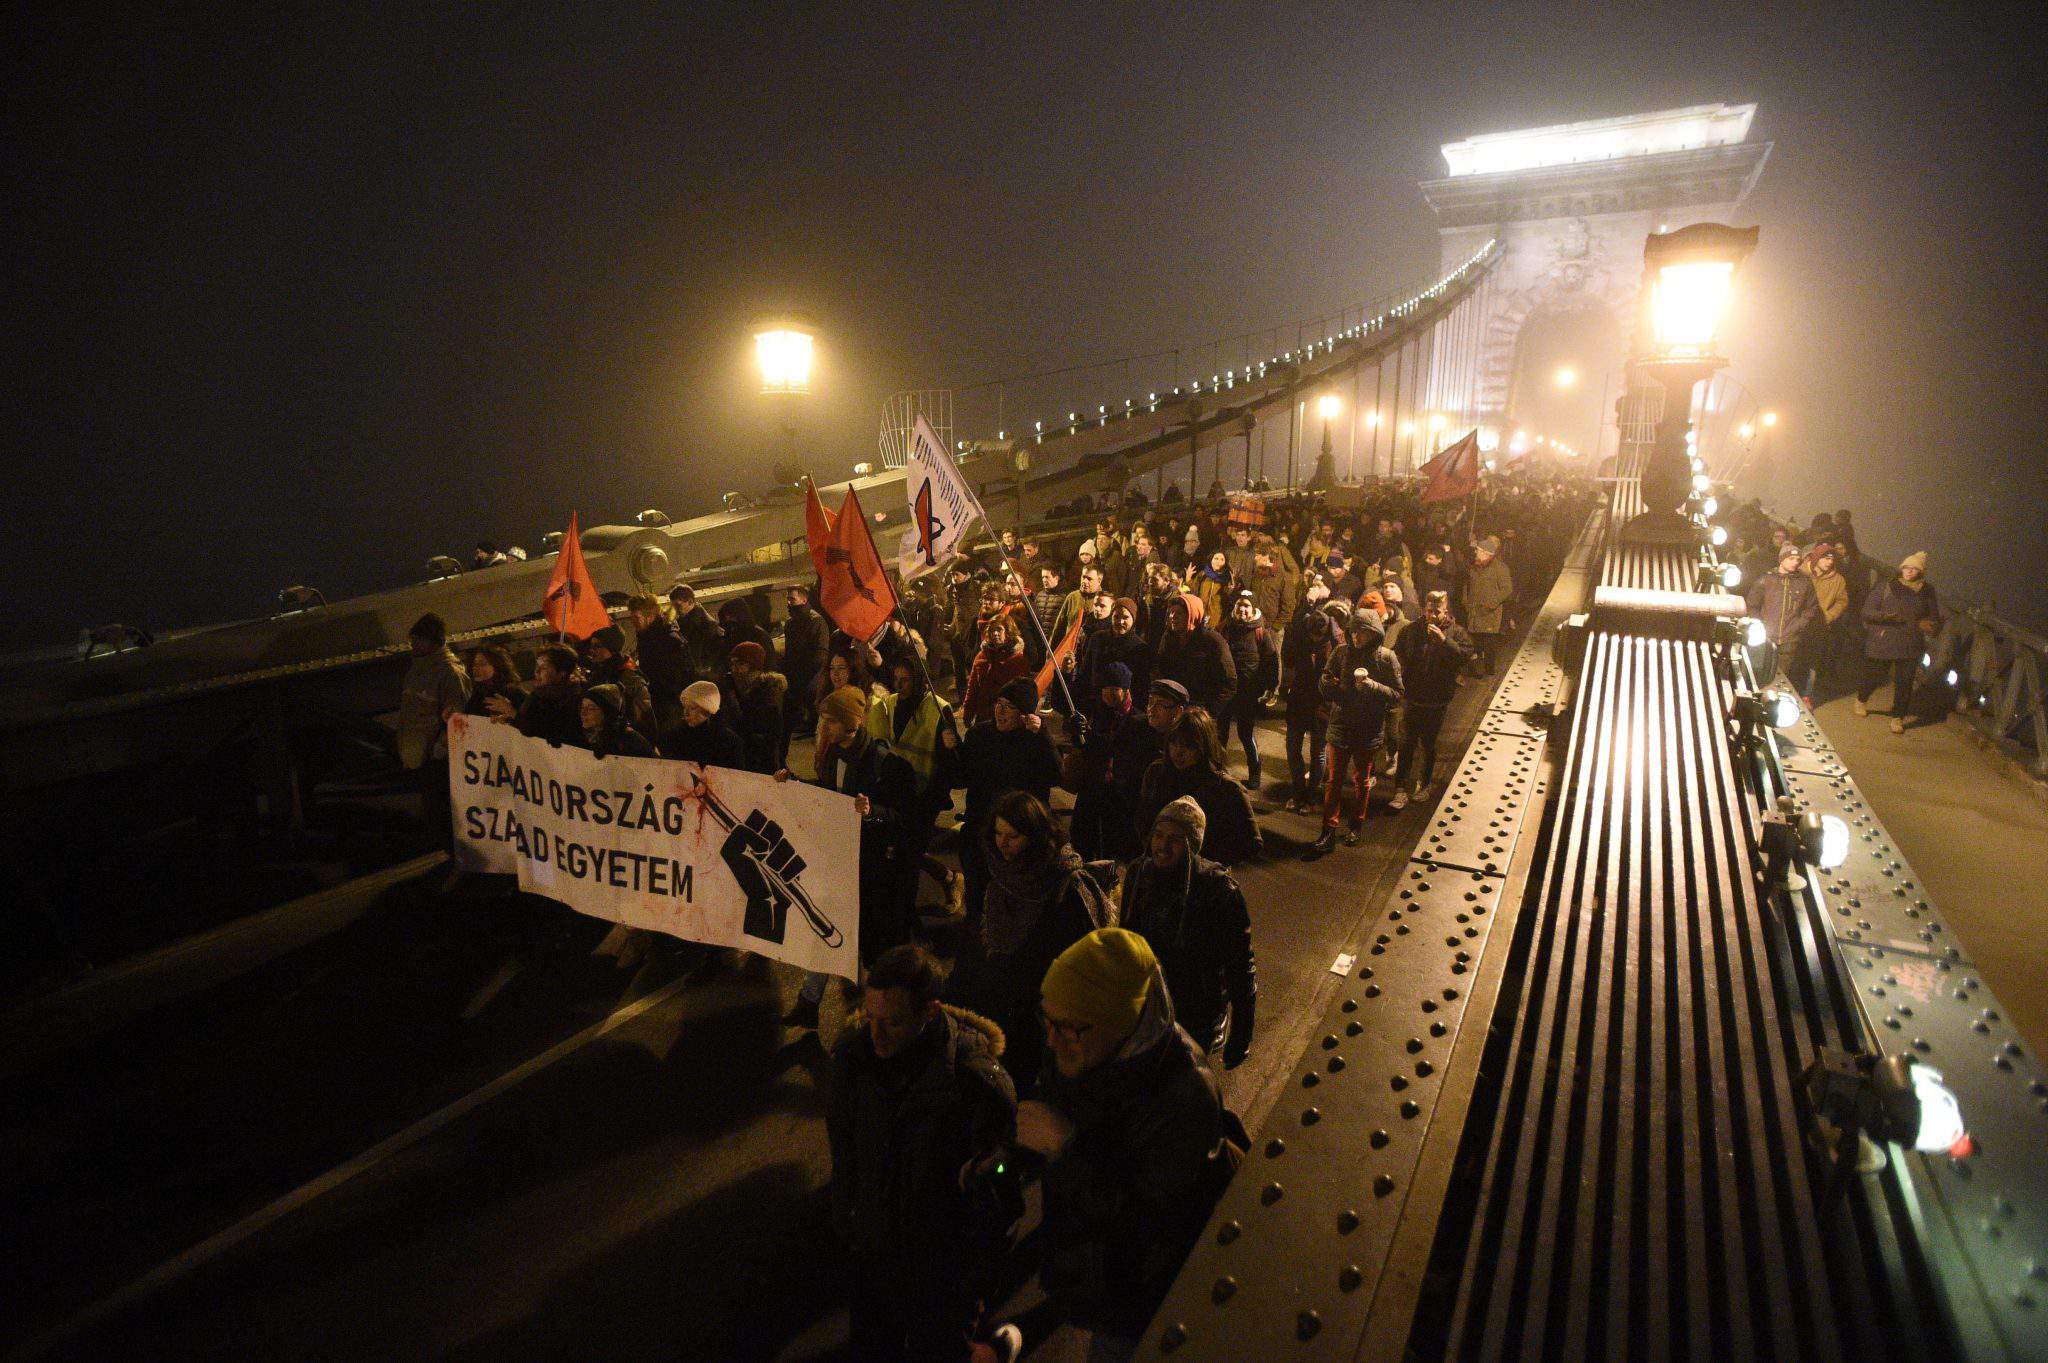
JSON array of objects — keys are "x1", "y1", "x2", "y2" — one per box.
[
  {"x1": 1418, "y1": 429, "x2": 1483, "y2": 505},
  {"x1": 542, "y1": 511, "x2": 611, "y2": 640},
  {"x1": 806, "y1": 481, "x2": 899, "y2": 644},
  {"x1": 1035, "y1": 607, "x2": 1085, "y2": 698}
]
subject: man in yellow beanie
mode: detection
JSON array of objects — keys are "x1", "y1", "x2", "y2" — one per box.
[{"x1": 983, "y1": 926, "x2": 1231, "y2": 1356}]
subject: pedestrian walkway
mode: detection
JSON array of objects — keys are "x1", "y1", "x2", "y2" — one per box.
[{"x1": 1813, "y1": 695, "x2": 2048, "y2": 1056}]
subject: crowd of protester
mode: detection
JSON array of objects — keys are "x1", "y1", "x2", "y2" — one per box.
[
  {"x1": 394, "y1": 468, "x2": 1607, "y2": 1361},
  {"x1": 1725, "y1": 500, "x2": 1948, "y2": 734}
]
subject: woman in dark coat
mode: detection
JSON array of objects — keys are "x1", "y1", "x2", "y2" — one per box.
[
  {"x1": 1136, "y1": 708, "x2": 1261, "y2": 866},
  {"x1": 1855, "y1": 550, "x2": 1942, "y2": 732},
  {"x1": 462, "y1": 645, "x2": 528, "y2": 719},
  {"x1": 961, "y1": 791, "x2": 1112, "y2": 1086},
  {"x1": 657, "y1": 680, "x2": 746, "y2": 768}
]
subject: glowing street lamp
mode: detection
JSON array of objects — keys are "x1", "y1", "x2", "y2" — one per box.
[
  {"x1": 1761, "y1": 409, "x2": 1779, "y2": 428},
  {"x1": 753, "y1": 316, "x2": 817, "y2": 395},
  {"x1": 1554, "y1": 365, "x2": 1579, "y2": 389},
  {"x1": 1626, "y1": 224, "x2": 1758, "y2": 542},
  {"x1": 1737, "y1": 421, "x2": 1756, "y2": 440}
]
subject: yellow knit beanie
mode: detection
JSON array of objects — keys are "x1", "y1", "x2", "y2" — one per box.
[{"x1": 1041, "y1": 928, "x2": 1156, "y2": 1034}]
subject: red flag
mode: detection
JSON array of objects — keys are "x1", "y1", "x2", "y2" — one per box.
[
  {"x1": 806, "y1": 481, "x2": 899, "y2": 644},
  {"x1": 542, "y1": 511, "x2": 611, "y2": 640},
  {"x1": 1035, "y1": 608, "x2": 1085, "y2": 698},
  {"x1": 1418, "y1": 429, "x2": 1483, "y2": 505}
]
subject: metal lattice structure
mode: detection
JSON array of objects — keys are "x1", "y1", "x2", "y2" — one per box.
[{"x1": 878, "y1": 388, "x2": 953, "y2": 469}]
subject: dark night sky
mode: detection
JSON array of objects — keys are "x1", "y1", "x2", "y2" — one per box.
[{"x1": 6, "y1": 2, "x2": 2044, "y2": 646}]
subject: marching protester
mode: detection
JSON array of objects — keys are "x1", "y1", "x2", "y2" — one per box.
[
  {"x1": 582, "y1": 624, "x2": 656, "y2": 736},
  {"x1": 1746, "y1": 542, "x2": 1821, "y2": 671},
  {"x1": 1062, "y1": 663, "x2": 1162, "y2": 863},
  {"x1": 1315, "y1": 608, "x2": 1404, "y2": 853},
  {"x1": 1117, "y1": 797, "x2": 1256, "y2": 1069},
  {"x1": 1154, "y1": 592, "x2": 1237, "y2": 718},
  {"x1": 1073, "y1": 596, "x2": 1152, "y2": 701},
  {"x1": 1281, "y1": 584, "x2": 1342, "y2": 814},
  {"x1": 1792, "y1": 544, "x2": 1849, "y2": 704},
  {"x1": 666, "y1": 582, "x2": 726, "y2": 681},
  {"x1": 1462, "y1": 534, "x2": 1514, "y2": 675},
  {"x1": 961, "y1": 615, "x2": 1035, "y2": 726},
  {"x1": 1390, "y1": 589, "x2": 1471, "y2": 810},
  {"x1": 508, "y1": 642, "x2": 585, "y2": 746},
  {"x1": 657, "y1": 679, "x2": 746, "y2": 768},
  {"x1": 576, "y1": 682, "x2": 656, "y2": 758},
  {"x1": 461, "y1": 644, "x2": 526, "y2": 720},
  {"x1": 397, "y1": 612, "x2": 471, "y2": 842},
  {"x1": 943, "y1": 677, "x2": 1063, "y2": 928},
  {"x1": 868, "y1": 654, "x2": 965, "y2": 920},
  {"x1": 784, "y1": 684, "x2": 921, "y2": 1030},
  {"x1": 1137, "y1": 708, "x2": 1261, "y2": 866},
  {"x1": 1219, "y1": 590, "x2": 1279, "y2": 790},
  {"x1": 829, "y1": 943, "x2": 1017, "y2": 1363},
  {"x1": 962, "y1": 790, "x2": 1113, "y2": 1086},
  {"x1": 722, "y1": 640, "x2": 789, "y2": 775},
  {"x1": 627, "y1": 594, "x2": 688, "y2": 729},
  {"x1": 781, "y1": 582, "x2": 828, "y2": 735},
  {"x1": 980, "y1": 928, "x2": 1233, "y2": 1361},
  {"x1": 1856, "y1": 550, "x2": 1942, "y2": 733}
]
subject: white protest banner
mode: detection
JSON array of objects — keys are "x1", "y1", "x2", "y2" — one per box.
[
  {"x1": 447, "y1": 714, "x2": 861, "y2": 979},
  {"x1": 900, "y1": 414, "x2": 983, "y2": 580}
]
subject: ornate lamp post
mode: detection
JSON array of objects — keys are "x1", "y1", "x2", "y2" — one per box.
[
  {"x1": 1311, "y1": 392, "x2": 1342, "y2": 488},
  {"x1": 1624, "y1": 225, "x2": 1757, "y2": 542}
]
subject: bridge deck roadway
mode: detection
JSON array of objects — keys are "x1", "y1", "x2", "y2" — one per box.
[
  {"x1": 1811, "y1": 694, "x2": 2048, "y2": 1059},
  {"x1": 0, "y1": 636, "x2": 1520, "y2": 1363}
]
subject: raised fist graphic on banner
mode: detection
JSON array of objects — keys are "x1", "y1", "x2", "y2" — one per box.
[{"x1": 699, "y1": 790, "x2": 842, "y2": 949}]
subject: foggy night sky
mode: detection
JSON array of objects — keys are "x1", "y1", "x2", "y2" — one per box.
[{"x1": 5, "y1": 2, "x2": 2045, "y2": 647}]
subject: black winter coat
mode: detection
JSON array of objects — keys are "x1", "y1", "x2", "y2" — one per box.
[
  {"x1": 1283, "y1": 603, "x2": 1340, "y2": 715},
  {"x1": 828, "y1": 1006, "x2": 1017, "y2": 1351},
  {"x1": 944, "y1": 720, "x2": 1062, "y2": 836},
  {"x1": 1118, "y1": 852, "x2": 1256, "y2": 1057},
  {"x1": 657, "y1": 714, "x2": 747, "y2": 769},
  {"x1": 1154, "y1": 625, "x2": 1238, "y2": 717},
  {"x1": 515, "y1": 683, "x2": 585, "y2": 748},
  {"x1": 1034, "y1": 985, "x2": 1230, "y2": 1338},
  {"x1": 633, "y1": 619, "x2": 689, "y2": 722},
  {"x1": 1074, "y1": 626, "x2": 1154, "y2": 699},
  {"x1": 1393, "y1": 618, "x2": 1473, "y2": 709},
  {"x1": 1861, "y1": 576, "x2": 1941, "y2": 662},
  {"x1": 673, "y1": 606, "x2": 726, "y2": 680},
  {"x1": 722, "y1": 671, "x2": 790, "y2": 774},
  {"x1": 1219, "y1": 616, "x2": 1278, "y2": 709},
  {"x1": 1137, "y1": 761, "x2": 1261, "y2": 866}
]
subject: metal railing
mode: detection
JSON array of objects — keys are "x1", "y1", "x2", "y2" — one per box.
[{"x1": 1935, "y1": 604, "x2": 2048, "y2": 777}]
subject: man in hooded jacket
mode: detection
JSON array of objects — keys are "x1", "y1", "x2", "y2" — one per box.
[
  {"x1": 1315, "y1": 609, "x2": 1404, "y2": 852},
  {"x1": 1117, "y1": 797, "x2": 1255, "y2": 1068},
  {"x1": 1154, "y1": 592, "x2": 1237, "y2": 718}
]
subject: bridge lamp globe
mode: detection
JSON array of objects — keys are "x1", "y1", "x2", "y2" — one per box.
[
  {"x1": 1710, "y1": 525, "x2": 1729, "y2": 547},
  {"x1": 1691, "y1": 471, "x2": 1713, "y2": 493},
  {"x1": 753, "y1": 317, "x2": 817, "y2": 396},
  {"x1": 1651, "y1": 260, "x2": 1737, "y2": 358},
  {"x1": 1317, "y1": 393, "x2": 1342, "y2": 422},
  {"x1": 1738, "y1": 421, "x2": 1756, "y2": 440},
  {"x1": 1744, "y1": 617, "x2": 1768, "y2": 649},
  {"x1": 1554, "y1": 365, "x2": 1578, "y2": 390},
  {"x1": 1761, "y1": 410, "x2": 1779, "y2": 428}
]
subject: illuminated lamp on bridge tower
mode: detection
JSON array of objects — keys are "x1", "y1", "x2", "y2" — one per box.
[{"x1": 1417, "y1": 103, "x2": 1770, "y2": 467}]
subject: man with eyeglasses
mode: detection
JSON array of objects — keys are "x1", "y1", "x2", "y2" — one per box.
[{"x1": 973, "y1": 928, "x2": 1232, "y2": 1361}]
